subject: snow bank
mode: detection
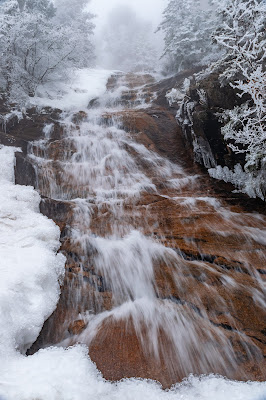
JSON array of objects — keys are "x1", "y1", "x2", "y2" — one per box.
[
  {"x1": 0, "y1": 145, "x2": 64, "y2": 380},
  {"x1": 1, "y1": 346, "x2": 266, "y2": 400},
  {"x1": 0, "y1": 146, "x2": 65, "y2": 356},
  {"x1": 32, "y1": 69, "x2": 113, "y2": 111}
]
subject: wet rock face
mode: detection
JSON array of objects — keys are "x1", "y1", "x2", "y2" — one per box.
[
  {"x1": 101, "y1": 108, "x2": 187, "y2": 165},
  {"x1": 0, "y1": 103, "x2": 61, "y2": 144},
  {"x1": 68, "y1": 319, "x2": 87, "y2": 335},
  {"x1": 15, "y1": 152, "x2": 38, "y2": 187},
  {"x1": 180, "y1": 72, "x2": 248, "y2": 170},
  {"x1": 0, "y1": 102, "x2": 63, "y2": 187},
  {"x1": 1, "y1": 74, "x2": 266, "y2": 387}
]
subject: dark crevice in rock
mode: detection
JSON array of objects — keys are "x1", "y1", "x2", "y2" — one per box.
[
  {"x1": 15, "y1": 152, "x2": 38, "y2": 187},
  {"x1": 164, "y1": 295, "x2": 203, "y2": 318},
  {"x1": 178, "y1": 250, "x2": 216, "y2": 263},
  {"x1": 176, "y1": 249, "x2": 251, "y2": 275},
  {"x1": 210, "y1": 321, "x2": 234, "y2": 332},
  {"x1": 248, "y1": 336, "x2": 266, "y2": 346},
  {"x1": 257, "y1": 269, "x2": 266, "y2": 275}
]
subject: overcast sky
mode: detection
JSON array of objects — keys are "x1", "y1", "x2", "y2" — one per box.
[{"x1": 89, "y1": 0, "x2": 167, "y2": 31}]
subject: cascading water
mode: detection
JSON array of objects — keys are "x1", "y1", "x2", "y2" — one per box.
[{"x1": 27, "y1": 71, "x2": 266, "y2": 385}]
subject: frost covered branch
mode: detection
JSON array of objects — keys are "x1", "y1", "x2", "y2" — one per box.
[{"x1": 0, "y1": 0, "x2": 95, "y2": 103}]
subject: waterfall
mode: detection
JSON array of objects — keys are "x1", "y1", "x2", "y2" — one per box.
[{"x1": 27, "y1": 71, "x2": 266, "y2": 385}]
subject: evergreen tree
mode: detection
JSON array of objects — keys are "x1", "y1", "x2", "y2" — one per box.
[
  {"x1": 157, "y1": 0, "x2": 220, "y2": 72},
  {"x1": 24, "y1": 0, "x2": 56, "y2": 17}
]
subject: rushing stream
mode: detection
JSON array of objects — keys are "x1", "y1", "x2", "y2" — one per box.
[{"x1": 24, "y1": 71, "x2": 266, "y2": 389}]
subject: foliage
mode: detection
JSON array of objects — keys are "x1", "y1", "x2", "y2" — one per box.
[
  {"x1": 0, "y1": 0, "x2": 95, "y2": 102},
  {"x1": 214, "y1": 0, "x2": 266, "y2": 174},
  {"x1": 221, "y1": 68, "x2": 266, "y2": 170},
  {"x1": 53, "y1": 0, "x2": 95, "y2": 69},
  {"x1": 213, "y1": 0, "x2": 266, "y2": 83},
  {"x1": 157, "y1": 0, "x2": 221, "y2": 72}
]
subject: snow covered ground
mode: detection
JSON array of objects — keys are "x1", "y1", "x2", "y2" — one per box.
[{"x1": 31, "y1": 69, "x2": 114, "y2": 111}]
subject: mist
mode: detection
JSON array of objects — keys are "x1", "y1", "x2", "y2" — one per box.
[
  {"x1": 89, "y1": 0, "x2": 166, "y2": 72},
  {"x1": 89, "y1": 0, "x2": 166, "y2": 29}
]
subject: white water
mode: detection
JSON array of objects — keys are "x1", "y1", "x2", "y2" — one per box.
[
  {"x1": 1, "y1": 69, "x2": 266, "y2": 399},
  {"x1": 32, "y1": 70, "x2": 266, "y2": 368}
]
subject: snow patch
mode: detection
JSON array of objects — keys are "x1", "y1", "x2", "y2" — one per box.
[
  {"x1": 1, "y1": 351, "x2": 266, "y2": 400},
  {"x1": 0, "y1": 144, "x2": 65, "y2": 360},
  {"x1": 31, "y1": 69, "x2": 114, "y2": 111}
]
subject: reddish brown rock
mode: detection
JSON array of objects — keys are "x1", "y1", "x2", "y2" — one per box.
[{"x1": 68, "y1": 319, "x2": 87, "y2": 335}]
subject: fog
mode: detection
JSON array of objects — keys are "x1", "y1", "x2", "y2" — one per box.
[
  {"x1": 89, "y1": 0, "x2": 166, "y2": 72},
  {"x1": 87, "y1": 0, "x2": 212, "y2": 73},
  {"x1": 89, "y1": 0, "x2": 166, "y2": 30}
]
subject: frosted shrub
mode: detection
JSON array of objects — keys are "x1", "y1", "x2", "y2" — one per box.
[
  {"x1": 0, "y1": 0, "x2": 95, "y2": 103},
  {"x1": 212, "y1": 0, "x2": 266, "y2": 199},
  {"x1": 209, "y1": 164, "x2": 266, "y2": 200},
  {"x1": 166, "y1": 78, "x2": 191, "y2": 107},
  {"x1": 213, "y1": 0, "x2": 266, "y2": 83},
  {"x1": 221, "y1": 67, "x2": 266, "y2": 172}
]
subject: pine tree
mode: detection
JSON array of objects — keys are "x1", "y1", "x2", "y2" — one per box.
[
  {"x1": 24, "y1": 0, "x2": 56, "y2": 17},
  {"x1": 157, "y1": 0, "x2": 220, "y2": 72}
]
